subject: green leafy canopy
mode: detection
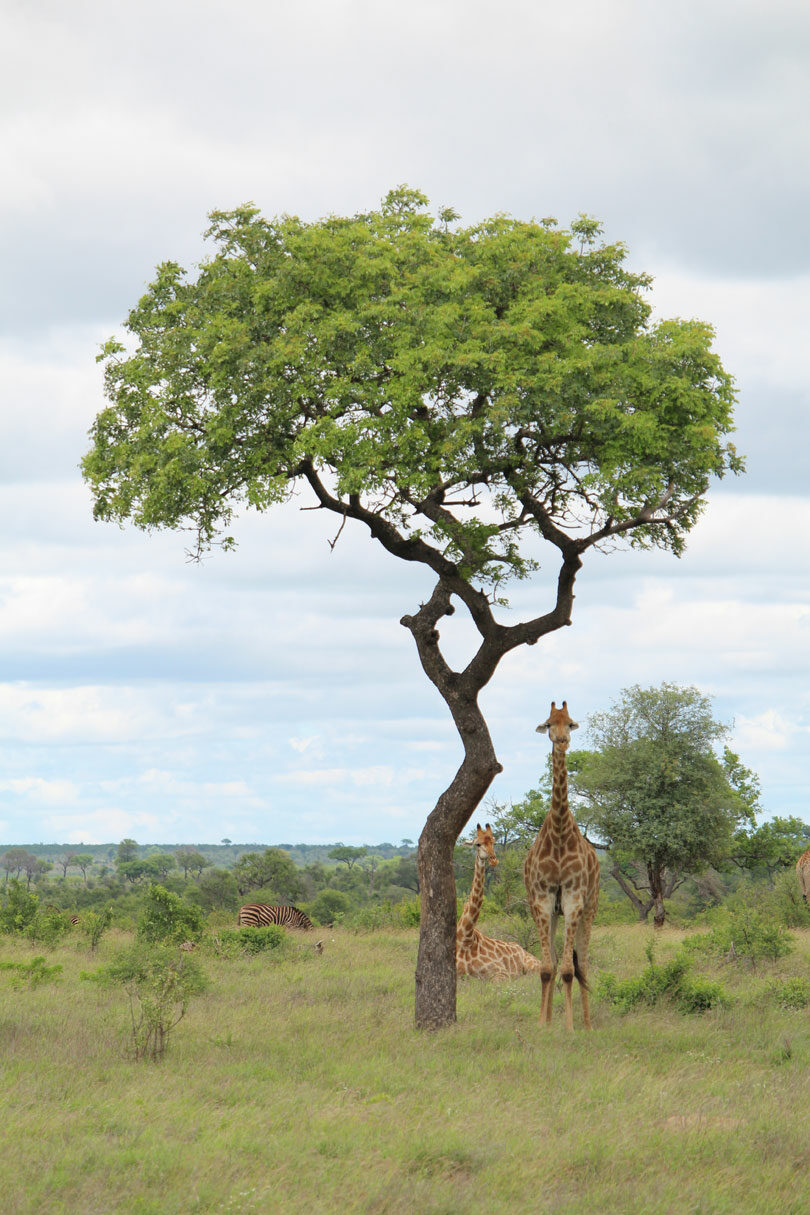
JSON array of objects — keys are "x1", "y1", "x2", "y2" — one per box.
[{"x1": 83, "y1": 187, "x2": 741, "y2": 592}]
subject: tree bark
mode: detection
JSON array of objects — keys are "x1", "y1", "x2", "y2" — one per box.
[{"x1": 414, "y1": 728, "x2": 502, "y2": 1029}]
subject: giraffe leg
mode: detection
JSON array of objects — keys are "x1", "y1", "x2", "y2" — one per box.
[
  {"x1": 528, "y1": 893, "x2": 557, "y2": 1025},
  {"x1": 559, "y1": 896, "x2": 585, "y2": 1032},
  {"x1": 575, "y1": 897, "x2": 597, "y2": 1031}
]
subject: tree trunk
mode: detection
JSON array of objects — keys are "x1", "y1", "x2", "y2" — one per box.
[
  {"x1": 413, "y1": 705, "x2": 502, "y2": 1029},
  {"x1": 610, "y1": 859, "x2": 654, "y2": 920},
  {"x1": 649, "y1": 863, "x2": 666, "y2": 927}
]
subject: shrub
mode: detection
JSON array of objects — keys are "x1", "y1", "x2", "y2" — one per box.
[
  {"x1": 684, "y1": 902, "x2": 794, "y2": 967},
  {"x1": 598, "y1": 944, "x2": 728, "y2": 1015},
  {"x1": 0, "y1": 880, "x2": 39, "y2": 934},
  {"x1": 765, "y1": 977, "x2": 810, "y2": 1010},
  {"x1": 216, "y1": 925, "x2": 286, "y2": 955},
  {"x1": 137, "y1": 884, "x2": 205, "y2": 945},
  {"x1": 769, "y1": 870, "x2": 810, "y2": 929},
  {"x1": 311, "y1": 889, "x2": 352, "y2": 925},
  {"x1": 82, "y1": 905, "x2": 114, "y2": 952},
  {"x1": 395, "y1": 896, "x2": 421, "y2": 927},
  {"x1": 0, "y1": 956, "x2": 62, "y2": 991},
  {"x1": 27, "y1": 907, "x2": 71, "y2": 948},
  {"x1": 84, "y1": 943, "x2": 208, "y2": 1060}
]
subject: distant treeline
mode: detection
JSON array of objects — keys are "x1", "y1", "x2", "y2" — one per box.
[{"x1": 0, "y1": 841, "x2": 417, "y2": 869}]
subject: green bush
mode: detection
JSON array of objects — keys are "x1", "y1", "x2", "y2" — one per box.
[
  {"x1": 395, "y1": 896, "x2": 421, "y2": 927},
  {"x1": 216, "y1": 925, "x2": 286, "y2": 955},
  {"x1": 0, "y1": 880, "x2": 40, "y2": 934},
  {"x1": 598, "y1": 944, "x2": 728, "y2": 1015},
  {"x1": 768, "y1": 870, "x2": 810, "y2": 929},
  {"x1": 0, "y1": 955, "x2": 62, "y2": 990},
  {"x1": 26, "y1": 907, "x2": 71, "y2": 948},
  {"x1": 84, "y1": 943, "x2": 208, "y2": 1060},
  {"x1": 311, "y1": 889, "x2": 352, "y2": 924},
  {"x1": 81, "y1": 905, "x2": 114, "y2": 952},
  {"x1": 764, "y1": 976, "x2": 810, "y2": 1010},
  {"x1": 684, "y1": 901, "x2": 794, "y2": 966},
  {"x1": 136, "y1": 884, "x2": 205, "y2": 945}
]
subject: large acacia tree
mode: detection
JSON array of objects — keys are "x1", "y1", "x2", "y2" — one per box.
[{"x1": 83, "y1": 188, "x2": 741, "y2": 1028}]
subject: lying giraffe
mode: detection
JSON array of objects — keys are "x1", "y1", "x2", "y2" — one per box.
[
  {"x1": 797, "y1": 849, "x2": 810, "y2": 903},
  {"x1": 456, "y1": 823, "x2": 542, "y2": 980}
]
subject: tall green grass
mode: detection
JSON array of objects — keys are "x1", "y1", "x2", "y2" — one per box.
[{"x1": 1, "y1": 923, "x2": 808, "y2": 1213}]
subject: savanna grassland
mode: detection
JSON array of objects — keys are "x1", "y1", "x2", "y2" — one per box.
[{"x1": 2, "y1": 922, "x2": 809, "y2": 1215}]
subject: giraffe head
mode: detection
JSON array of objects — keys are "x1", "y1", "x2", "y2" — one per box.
[
  {"x1": 473, "y1": 822, "x2": 498, "y2": 868},
  {"x1": 536, "y1": 700, "x2": 579, "y2": 750}
]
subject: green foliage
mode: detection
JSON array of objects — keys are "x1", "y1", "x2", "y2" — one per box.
[
  {"x1": 328, "y1": 845, "x2": 368, "y2": 869},
  {"x1": 216, "y1": 924, "x2": 286, "y2": 956},
  {"x1": 232, "y1": 848, "x2": 304, "y2": 901},
  {"x1": 188, "y1": 866, "x2": 239, "y2": 912},
  {"x1": 115, "y1": 838, "x2": 139, "y2": 865},
  {"x1": 764, "y1": 976, "x2": 810, "y2": 1010},
  {"x1": 684, "y1": 899, "x2": 794, "y2": 966},
  {"x1": 395, "y1": 896, "x2": 421, "y2": 927},
  {"x1": 571, "y1": 684, "x2": 760, "y2": 922},
  {"x1": 84, "y1": 190, "x2": 740, "y2": 581},
  {"x1": 81, "y1": 905, "x2": 114, "y2": 952},
  {"x1": 0, "y1": 879, "x2": 40, "y2": 933},
  {"x1": 598, "y1": 943, "x2": 728, "y2": 1014},
  {"x1": 0, "y1": 955, "x2": 62, "y2": 990},
  {"x1": 311, "y1": 889, "x2": 352, "y2": 924},
  {"x1": 85, "y1": 943, "x2": 208, "y2": 1060},
  {"x1": 730, "y1": 816, "x2": 810, "y2": 880},
  {"x1": 26, "y1": 906, "x2": 71, "y2": 947},
  {"x1": 136, "y1": 884, "x2": 205, "y2": 945}
]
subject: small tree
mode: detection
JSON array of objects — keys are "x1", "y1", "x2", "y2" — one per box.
[
  {"x1": 82, "y1": 905, "x2": 114, "y2": 952},
  {"x1": 329, "y1": 845, "x2": 368, "y2": 871},
  {"x1": 571, "y1": 683, "x2": 759, "y2": 925},
  {"x1": 0, "y1": 880, "x2": 39, "y2": 933},
  {"x1": 83, "y1": 190, "x2": 741, "y2": 1026},
  {"x1": 72, "y1": 853, "x2": 94, "y2": 884},
  {"x1": 137, "y1": 884, "x2": 205, "y2": 945},
  {"x1": 175, "y1": 847, "x2": 210, "y2": 879},
  {"x1": 87, "y1": 944, "x2": 208, "y2": 1060},
  {"x1": 232, "y1": 848, "x2": 304, "y2": 901},
  {"x1": 190, "y1": 867, "x2": 239, "y2": 912},
  {"x1": 730, "y1": 816, "x2": 810, "y2": 882},
  {"x1": 58, "y1": 853, "x2": 76, "y2": 879},
  {"x1": 1, "y1": 848, "x2": 30, "y2": 885},
  {"x1": 116, "y1": 839, "x2": 139, "y2": 866}
]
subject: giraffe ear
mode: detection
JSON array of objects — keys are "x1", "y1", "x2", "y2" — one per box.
[
  {"x1": 536, "y1": 721, "x2": 550, "y2": 734},
  {"x1": 569, "y1": 719, "x2": 580, "y2": 731}
]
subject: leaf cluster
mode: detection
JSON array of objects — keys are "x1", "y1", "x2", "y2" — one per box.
[{"x1": 84, "y1": 188, "x2": 741, "y2": 587}]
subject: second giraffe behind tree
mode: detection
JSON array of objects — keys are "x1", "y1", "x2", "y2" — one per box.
[
  {"x1": 524, "y1": 701, "x2": 600, "y2": 1030},
  {"x1": 456, "y1": 823, "x2": 543, "y2": 980}
]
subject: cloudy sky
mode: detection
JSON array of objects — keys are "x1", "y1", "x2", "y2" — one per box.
[{"x1": 1, "y1": 0, "x2": 808, "y2": 846}]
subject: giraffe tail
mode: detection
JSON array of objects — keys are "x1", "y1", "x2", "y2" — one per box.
[{"x1": 573, "y1": 950, "x2": 589, "y2": 991}]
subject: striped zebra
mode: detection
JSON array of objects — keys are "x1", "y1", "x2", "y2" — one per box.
[{"x1": 237, "y1": 904, "x2": 314, "y2": 931}]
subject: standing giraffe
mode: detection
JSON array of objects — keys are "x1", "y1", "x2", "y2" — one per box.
[
  {"x1": 456, "y1": 823, "x2": 542, "y2": 979},
  {"x1": 797, "y1": 849, "x2": 810, "y2": 903},
  {"x1": 524, "y1": 701, "x2": 600, "y2": 1030}
]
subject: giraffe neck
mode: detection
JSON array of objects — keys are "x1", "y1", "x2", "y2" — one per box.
[
  {"x1": 458, "y1": 851, "x2": 486, "y2": 941},
  {"x1": 548, "y1": 744, "x2": 574, "y2": 838}
]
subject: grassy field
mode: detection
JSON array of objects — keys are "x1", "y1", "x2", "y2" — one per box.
[{"x1": 1, "y1": 921, "x2": 809, "y2": 1215}]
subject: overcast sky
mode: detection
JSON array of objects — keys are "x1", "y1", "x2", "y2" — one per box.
[{"x1": 1, "y1": 0, "x2": 808, "y2": 846}]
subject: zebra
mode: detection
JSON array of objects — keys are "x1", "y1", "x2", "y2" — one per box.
[{"x1": 237, "y1": 904, "x2": 314, "y2": 931}]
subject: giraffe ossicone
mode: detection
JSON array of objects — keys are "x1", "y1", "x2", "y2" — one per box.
[
  {"x1": 456, "y1": 823, "x2": 543, "y2": 980},
  {"x1": 524, "y1": 700, "x2": 600, "y2": 1030}
]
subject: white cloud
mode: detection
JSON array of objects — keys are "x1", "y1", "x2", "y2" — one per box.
[{"x1": 0, "y1": 777, "x2": 78, "y2": 804}]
